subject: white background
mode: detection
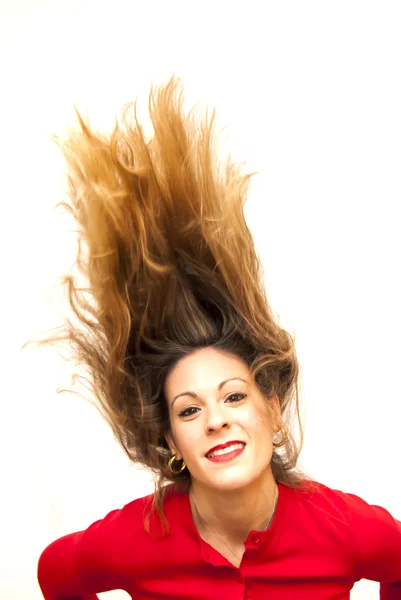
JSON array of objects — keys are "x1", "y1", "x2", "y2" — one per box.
[{"x1": 1, "y1": 1, "x2": 400, "y2": 599}]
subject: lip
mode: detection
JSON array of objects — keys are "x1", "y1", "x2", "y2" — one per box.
[
  {"x1": 206, "y1": 445, "x2": 246, "y2": 463},
  {"x1": 205, "y1": 440, "x2": 246, "y2": 457}
]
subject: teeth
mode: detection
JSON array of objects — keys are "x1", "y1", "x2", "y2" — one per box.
[{"x1": 207, "y1": 443, "x2": 244, "y2": 458}]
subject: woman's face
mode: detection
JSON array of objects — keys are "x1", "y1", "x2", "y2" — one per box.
[{"x1": 164, "y1": 347, "x2": 281, "y2": 492}]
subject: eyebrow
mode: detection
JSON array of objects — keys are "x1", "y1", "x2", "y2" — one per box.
[{"x1": 171, "y1": 377, "x2": 248, "y2": 406}]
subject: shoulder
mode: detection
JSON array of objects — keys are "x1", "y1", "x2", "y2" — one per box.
[
  {"x1": 287, "y1": 478, "x2": 385, "y2": 525},
  {"x1": 37, "y1": 493, "x2": 156, "y2": 594},
  {"x1": 90, "y1": 491, "x2": 156, "y2": 533},
  {"x1": 38, "y1": 485, "x2": 191, "y2": 594},
  {"x1": 120, "y1": 483, "x2": 189, "y2": 538},
  {"x1": 68, "y1": 492, "x2": 155, "y2": 561},
  {"x1": 281, "y1": 477, "x2": 399, "y2": 548},
  {"x1": 299, "y1": 479, "x2": 399, "y2": 531},
  {"x1": 284, "y1": 479, "x2": 352, "y2": 528},
  {"x1": 309, "y1": 482, "x2": 401, "y2": 582},
  {"x1": 289, "y1": 479, "x2": 401, "y2": 557},
  {"x1": 280, "y1": 479, "x2": 401, "y2": 583}
]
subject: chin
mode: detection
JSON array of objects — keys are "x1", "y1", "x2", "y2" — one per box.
[{"x1": 205, "y1": 470, "x2": 259, "y2": 491}]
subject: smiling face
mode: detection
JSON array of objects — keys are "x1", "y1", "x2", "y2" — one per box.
[{"x1": 164, "y1": 347, "x2": 282, "y2": 492}]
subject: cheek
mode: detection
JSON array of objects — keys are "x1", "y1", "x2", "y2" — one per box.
[
  {"x1": 246, "y1": 407, "x2": 274, "y2": 442},
  {"x1": 172, "y1": 423, "x2": 203, "y2": 457},
  {"x1": 242, "y1": 403, "x2": 270, "y2": 428}
]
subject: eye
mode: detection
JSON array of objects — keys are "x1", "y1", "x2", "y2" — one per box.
[
  {"x1": 178, "y1": 393, "x2": 247, "y2": 419},
  {"x1": 225, "y1": 392, "x2": 247, "y2": 403},
  {"x1": 178, "y1": 406, "x2": 200, "y2": 418}
]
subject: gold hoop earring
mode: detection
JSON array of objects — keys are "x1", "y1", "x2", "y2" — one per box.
[
  {"x1": 168, "y1": 453, "x2": 187, "y2": 474},
  {"x1": 273, "y1": 427, "x2": 288, "y2": 448}
]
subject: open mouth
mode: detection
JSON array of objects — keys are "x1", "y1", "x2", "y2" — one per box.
[{"x1": 206, "y1": 442, "x2": 246, "y2": 462}]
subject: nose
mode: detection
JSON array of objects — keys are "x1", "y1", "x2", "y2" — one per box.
[{"x1": 205, "y1": 405, "x2": 230, "y2": 433}]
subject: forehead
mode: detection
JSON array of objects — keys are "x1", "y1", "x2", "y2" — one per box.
[{"x1": 165, "y1": 348, "x2": 250, "y2": 395}]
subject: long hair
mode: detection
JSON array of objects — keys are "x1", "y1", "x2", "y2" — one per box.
[{"x1": 30, "y1": 75, "x2": 314, "y2": 535}]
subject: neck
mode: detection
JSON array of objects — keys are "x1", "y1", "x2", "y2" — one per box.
[{"x1": 189, "y1": 468, "x2": 278, "y2": 545}]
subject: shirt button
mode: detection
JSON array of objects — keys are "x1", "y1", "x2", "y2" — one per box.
[{"x1": 251, "y1": 534, "x2": 260, "y2": 544}]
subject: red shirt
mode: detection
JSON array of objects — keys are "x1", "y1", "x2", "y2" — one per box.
[{"x1": 37, "y1": 480, "x2": 401, "y2": 599}]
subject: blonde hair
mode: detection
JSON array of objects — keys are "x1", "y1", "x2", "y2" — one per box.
[{"x1": 32, "y1": 76, "x2": 313, "y2": 535}]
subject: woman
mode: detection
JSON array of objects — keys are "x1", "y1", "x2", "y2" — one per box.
[{"x1": 36, "y1": 76, "x2": 401, "y2": 599}]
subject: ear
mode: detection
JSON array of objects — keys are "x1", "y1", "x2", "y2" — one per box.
[
  {"x1": 270, "y1": 395, "x2": 282, "y2": 431},
  {"x1": 164, "y1": 431, "x2": 181, "y2": 459}
]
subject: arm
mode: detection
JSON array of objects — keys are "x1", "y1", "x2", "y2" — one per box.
[
  {"x1": 344, "y1": 492, "x2": 401, "y2": 599},
  {"x1": 37, "y1": 508, "x2": 124, "y2": 600},
  {"x1": 381, "y1": 580, "x2": 401, "y2": 600}
]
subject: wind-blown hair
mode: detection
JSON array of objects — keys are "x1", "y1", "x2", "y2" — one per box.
[{"x1": 33, "y1": 76, "x2": 313, "y2": 534}]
